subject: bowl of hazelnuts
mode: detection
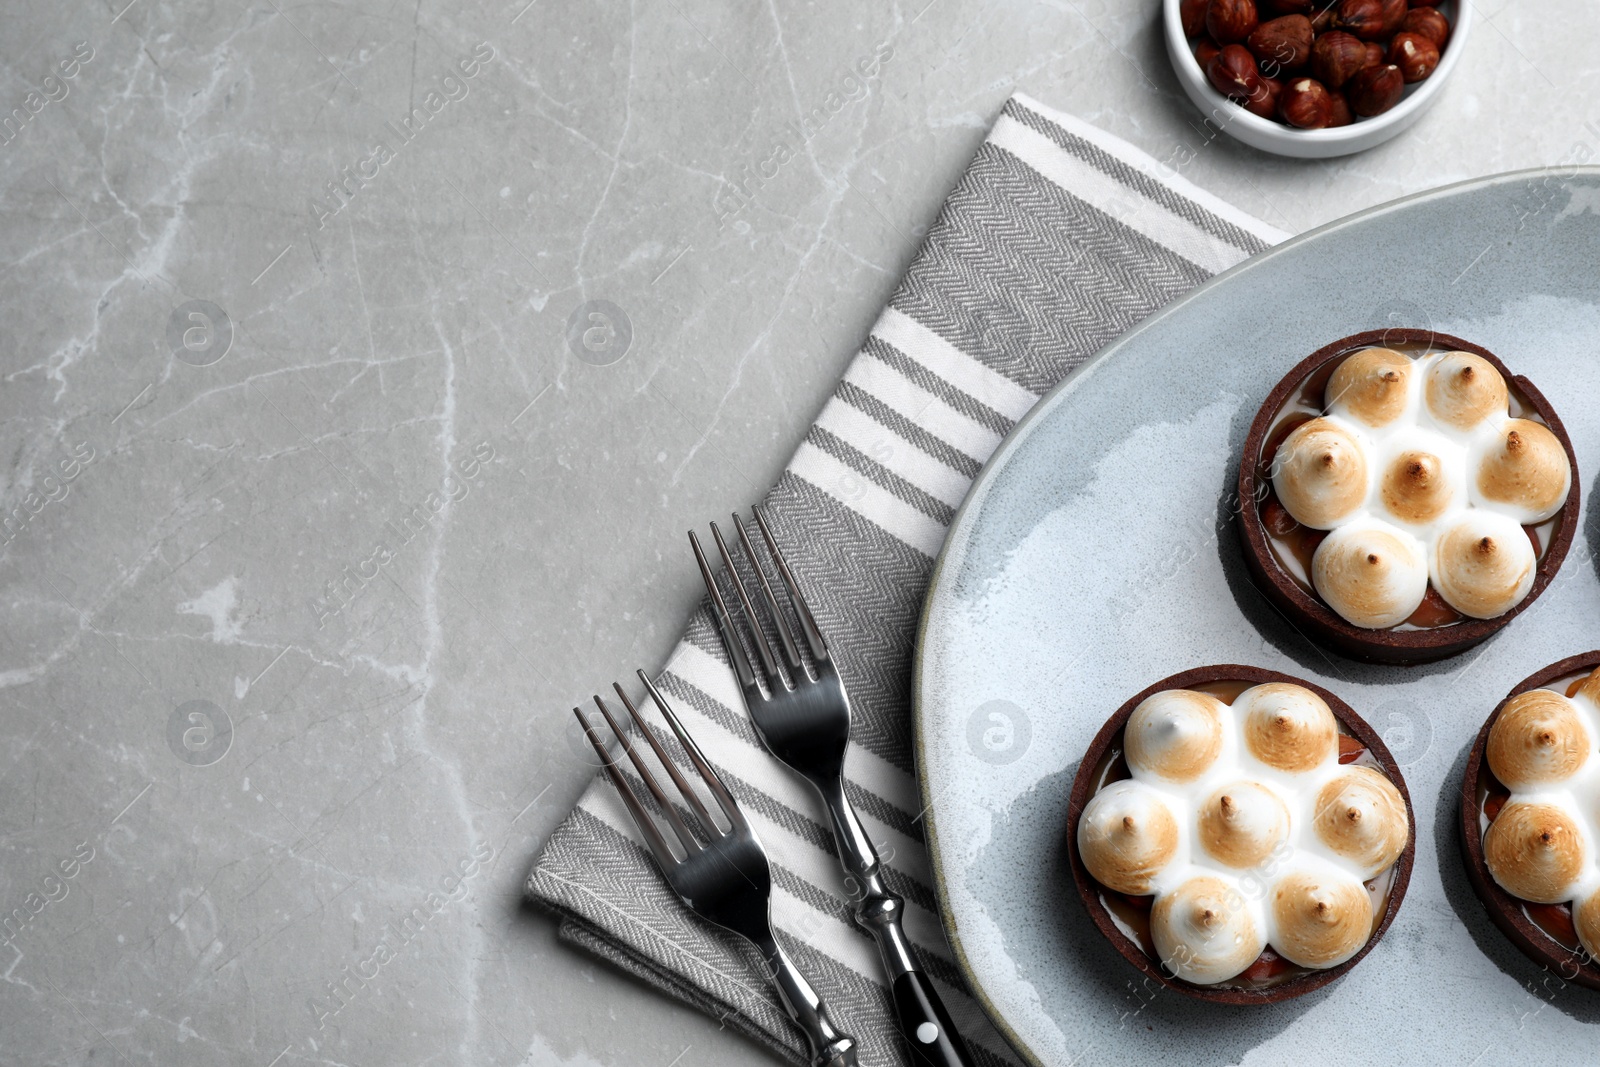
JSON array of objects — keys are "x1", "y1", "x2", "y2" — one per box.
[{"x1": 1163, "y1": 0, "x2": 1470, "y2": 158}]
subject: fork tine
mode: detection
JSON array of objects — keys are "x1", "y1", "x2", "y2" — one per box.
[
  {"x1": 574, "y1": 707, "x2": 678, "y2": 869},
  {"x1": 710, "y1": 520, "x2": 786, "y2": 688},
  {"x1": 593, "y1": 694, "x2": 702, "y2": 854},
  {"x1": 638, "y1": 669, "x2": 748, "y2": 833},
  {"x1": 752, "y1": 503, "x2": 828, "y2": 661},
  {"x1": 732, "y1": 512, "x2": 803, "y2": 671},
  {"x1": 612, "y1": 682, "x2": 719, "y2": 836},
  {"x1": 690, "y1": 530, "x2": 762, "y2": 695}
]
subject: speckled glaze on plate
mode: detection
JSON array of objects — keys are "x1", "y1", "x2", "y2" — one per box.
[{"x1": 913, "y1": 169, "x2": 1600, "y2": 1067}]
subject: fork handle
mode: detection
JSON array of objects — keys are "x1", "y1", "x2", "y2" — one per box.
[
  {"x1": 756, "y1": 932, "x2": 859, "y2": 1067},
  {"x1": 821, "y1": 781, "x2": 975, "y2": 1067},
  {"x1": 891, "y1": 969, "x2": 970, "y2": 1067},
  {"x1": 856, "y1": 881, "x2": 974, "y2": 1067}
]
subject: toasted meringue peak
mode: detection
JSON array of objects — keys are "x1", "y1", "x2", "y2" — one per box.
[
  {"x1": 1326, "y1": 348, "x2": 1412, "y2": 428},
  {"x1": 1198, "y1": 781, "x2": 1290, "y2": 869},
  {"x1": 1269, "y1": 868, "x2": 1373, "y2": 969},
  {"x1": 1236, "y1": 683, "x2": 1338, "y2": 774},
  {"x1": 1486, "y1": 689, "x2": 1590, "y2": 789},
  {"x1": 1380, "y1": 449, "x2": 1453, "y2": 525},
  {"x1": 1574, "y1": 890, "x2": 1600, "y2": 961},
  {"x1": 1271, "y1": 418, "x2": 1370, "y2": 530},
  {"x1": 1312, "y1": 767, "x2": 1409, "y2": 879},
  {"x1": 1425, "y1": 351, "x2": 1508, "y2": 430},
  {"x1": 1475, "y1": 418, "x2": 1571, "y2": 523},
  {"x1": 1483, "y1": 802, "x2": 1586, "y2": 904},
  {"x1": 1432, "y1": 512, "x2": 1537, "y2": 619},
  {"x1": 1077, "y1": 780, "x2": 1180, "y2": 895},
  {"x1": 1311, "y1": 521, "x2": 1429, "y2": 629},
  {"x1": 1150, "y1": 875, "x2": 1265, "y2": 985},
  {"x1": 1124, "y1": 689, "x2": 1225, "y2": 783}
]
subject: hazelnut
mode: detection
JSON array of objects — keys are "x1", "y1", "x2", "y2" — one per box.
[
  {"x1": 1399, "y1": 6, "x2": 1450, "y2": 45},
  {"x1": 1262, "y1": 0, "x2": 1313, "y2": 12},
  {"x1": 1347, "y1": 63, "x2": 1404, "y2": 116},
  {"x1": 1182, "y1": 0, "x2": 1209, "y2": 38},
  {"x1": 1364, "y1": 41, "x2": 1386, "y2": 68},
  {"x1": 1327, "y1": 90, "x2": 1354, "y2": 126},
  {"x1": 1336, "y1": 0, "x2": 1390, "y2": 40},
  {"x1": 1208, "y1": 43, "x2": 1265, "y2": 100},
  {"x1": 1195, "y1": 38, "x2": 1222, "y2": 69},
  {"x1": 1279, "y1": 77, "x2": 1335, "y2": 128},
  {"x1": 1207, "y1": 0, "x2": 1261, "y2": 44},
  {"x1": 1311, "y1": 4, "x2": 1337, "y2": 32},
  {"x1": 1378, "y1": 0, "x2": 1409, "y2": 35},
  {"x1": 1388, "y1": 32, "x2": 1440, "y2": 81},
  {"x1": 1246, "y1": 76, "x2": 1284, "y2": 119},
  {"x1": 1248, "y1": 15, "x2": 1314, "y2": 70},
  {"x1": 1311, "y1": 31, "x2": 1368, "y2": 88},
  {"x1": 1409, "y1": 0, "x2": 1443, "y2": 6}
]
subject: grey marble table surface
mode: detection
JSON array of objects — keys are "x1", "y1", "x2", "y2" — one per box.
[{"x1": 0, "y1": 1, "x2": 1593, "y2": 1065}]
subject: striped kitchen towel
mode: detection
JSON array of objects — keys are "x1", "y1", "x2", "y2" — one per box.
[{"x1": 526, "y1": 93, "x2": 1289, "y2": 1066}]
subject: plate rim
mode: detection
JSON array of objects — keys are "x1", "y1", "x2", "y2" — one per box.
[{"x1": 909, "y1": 164, "x2": 1600, "y2": 1067}]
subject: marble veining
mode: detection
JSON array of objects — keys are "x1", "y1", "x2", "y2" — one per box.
[{"x1": 1, "y1": 0, "x2": 1596, "y2": 1063}]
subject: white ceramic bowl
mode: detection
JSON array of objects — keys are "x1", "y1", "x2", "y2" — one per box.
[{"x1": 1162, "y1": 0, "x2": 1471, "y2": 158}]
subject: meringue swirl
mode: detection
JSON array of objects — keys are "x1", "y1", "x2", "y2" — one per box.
[
  {"x1": 1236, "y1": 682, "x2": 1338, "y2": 774},
  {"x1": 1124, "y1": 689, "x2": 1225, "y2": 784},
  {"x1": 1483, "y1": 801, "x2": 1585, "y2": 904},
  {"x1": 1380, "y1": 449, "x2": 1453, "y2": 525},
  {"x1": 1326, "y1": 347, "x2": 1412, "y2": 428},
  {"x1": 1475, "y1": 419, "x2": 1571, "y2": 524},
  {"x1": 1485, "y1": 688, "x2": 1589, "y2": 790},
  {"x1": 1271, "y1": 418, "x2": 1369, "y2": 530},
  {"x1": 1078, "y1": 780, "x2": 1180, "y2": 895},
  {"x1": 1151, "y1": 876, "x2": 1266, "y2": 985},
  {"x1": 1431, "y1": 512, "x2": 1536, "y2": 620},
  {"x1": 1310, "y1": 520, "x2": 1429, "y2": 629},
  {"x1": 1312, "y1": 767, "x2": 1409, "y2": 879},
  {"x1": 1198, "y1": 781, "x2": 1290, "y2": 869},
  {"x1": 1269, "y1": 867, "x2": 1373, "y2": 969},
  {"x1": 1425, "y1": 351, "x2": 1508, "y2": 430}
]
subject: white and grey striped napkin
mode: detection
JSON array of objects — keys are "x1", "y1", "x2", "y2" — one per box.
[{"x1": 526, "y1": 94, "x2": 1289, "y2": 1066}]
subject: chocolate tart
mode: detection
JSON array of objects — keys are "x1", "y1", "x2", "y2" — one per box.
[
  {"x1": 1067, "y1": 664, "x2": 1416, "y2": 1005},
  {"x1": 1460, "y1": 651, "x2": 1600, "y2": 990},
  {"x1": 1237, "y1": 329, "x2": 1580, "y2": 666}
]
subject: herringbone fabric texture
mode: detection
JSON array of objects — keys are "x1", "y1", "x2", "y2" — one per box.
[{"x1": 526, "y1": 94, "x2": 1288, "y2": 1066}]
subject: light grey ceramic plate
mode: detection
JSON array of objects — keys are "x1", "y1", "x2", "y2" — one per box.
[{"x1": 914, "y1": 168, "x2": 1600, "y2": 1067}]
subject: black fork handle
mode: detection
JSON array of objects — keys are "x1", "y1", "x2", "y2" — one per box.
[
  {"x1": 892, "y1": 969, "x2": 970, "y2": 1067},
  {"x1": 854, "y1": 885, "x2": 974, "y2": 1067}
]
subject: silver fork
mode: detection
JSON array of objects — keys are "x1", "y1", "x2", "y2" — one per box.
[
  {"x1": 575, "y1": 670, "x2": 858, "y2": 1067},
  {"x1": 691, "y1": 507, "x2": 974, "y2": 1067}
]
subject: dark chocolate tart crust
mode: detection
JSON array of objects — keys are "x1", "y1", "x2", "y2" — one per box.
[
  {"x1": 1236, "y1": 329, "x2": 1581, "y2": 666},
  {"x1": 1459, "y1": 650, "x2": 1600, "y2": 990},
  {"x1": 1066, "y1": 664, "x2": 1416, "y2": 1005}
]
